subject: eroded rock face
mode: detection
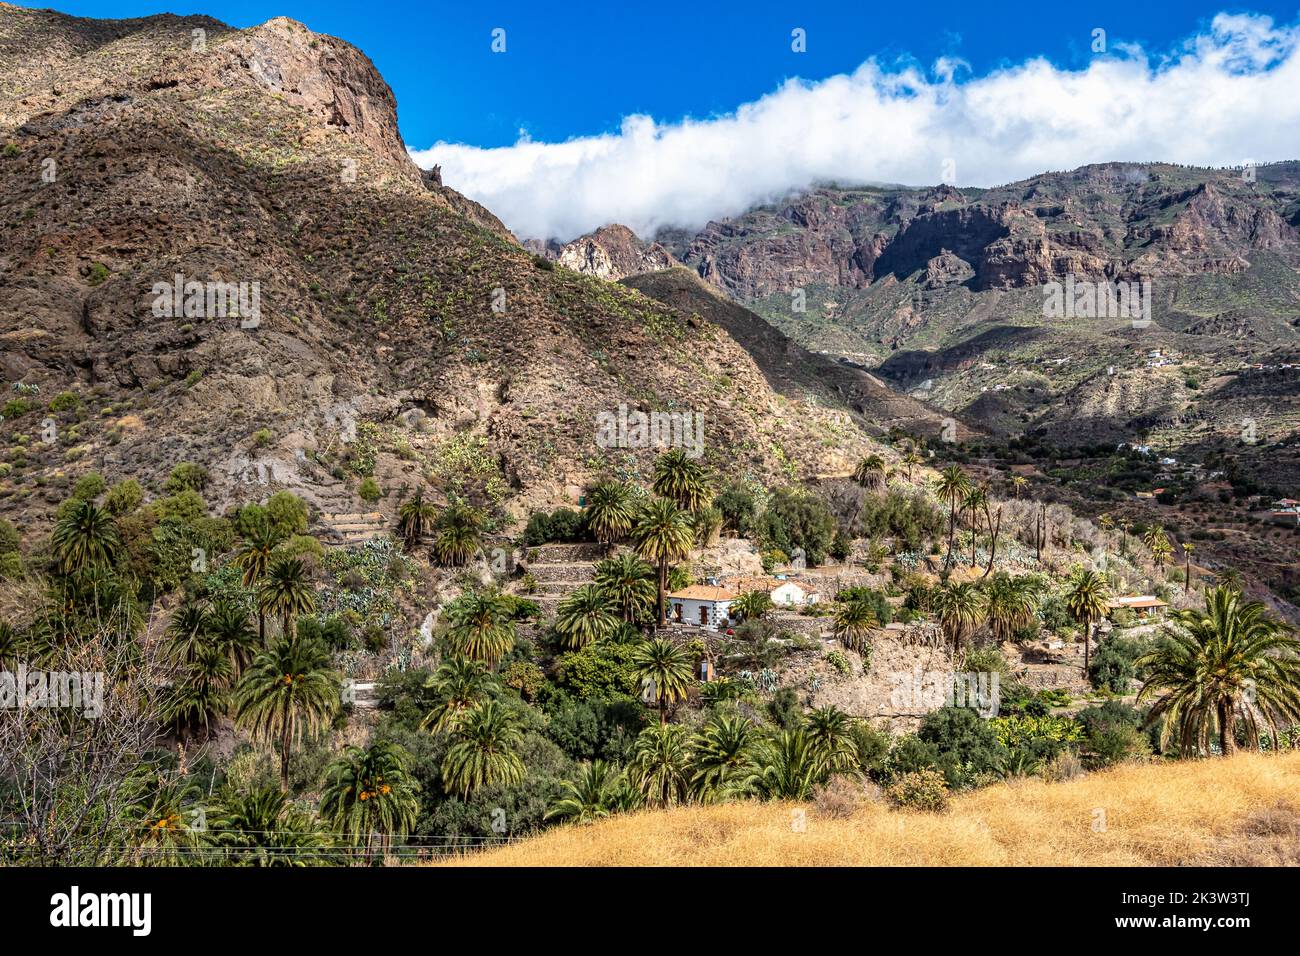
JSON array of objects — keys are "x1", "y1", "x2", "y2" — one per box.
[{"x1": 554, "y1": 224, "x2": 674, "y2": 280}]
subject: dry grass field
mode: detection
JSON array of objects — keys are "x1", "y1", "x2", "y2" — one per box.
[{"x1": 440, "y1": 752, "x2": 1300, "y2": 867}]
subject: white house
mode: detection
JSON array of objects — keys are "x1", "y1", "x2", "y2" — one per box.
[{"x1": 665, "y1": 584, "x2": 737, "y2": 629}]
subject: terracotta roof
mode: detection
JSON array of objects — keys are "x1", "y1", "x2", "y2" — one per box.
[{"x1": 666, "y1": 584, "x2": 739, "y2": 602}]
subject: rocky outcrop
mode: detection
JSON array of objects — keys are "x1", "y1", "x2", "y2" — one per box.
[{"x1": 553, "y1": 224, "x2": 673, "y2": 280}]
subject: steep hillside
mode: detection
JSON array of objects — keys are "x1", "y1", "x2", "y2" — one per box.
[
  {"x1": 621, "y1": 267, "x2": 970, "y2": 440},
  {"x1": 445, "y1": 751, "x2": 1300, "y2": 867},
  {"x1": 0, "y1": 6, "x2": 888, "y2": 533}
]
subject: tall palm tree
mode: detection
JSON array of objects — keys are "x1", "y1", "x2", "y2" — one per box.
[
  {"x1": 687, "y1": 713, "x2": 756, "y2": 800},
  {"x1": 234, "y1": 632, "x2": 339, "y2": 792},
  {"x1": 651, "y1": 449, "x2": 710, "y2": 513},
  {"x1": 832, "y1": 598, "x2": 877, "y2": 653},
  {"x1": 593, "y1": 552, "x2": 657, "y2": 625},
  {"x1": 52, "y1": 499, "x2": 119, "y2": 575},
  {"x1": 584, "y1": 480, "x2": 636, "y2": 552},
  {"x1": 933, "y1": 580, "x2": 988, "y2": 652},
  {"x1": 235, "y1": 519, "x2": 281, "y2": 642},
  {"x1": 258, "y1": 557, "x2": 315, "y2": 639},
  {"x1": 1183, "y1": 542, "x2": 1196, "y2": 588},
  {"x1": 320, "y1": 741, "x2": 420, "y2": 862},
  {"x1": 1010, "y1": 475, "x2": 1028, "y2": 498},
  {"x1": 631, "y1": 636, "x2": 695, "y2": 724},
  {"x1": 420, "y1": 656, "x2": 496, "y2": 733},
  {"x1": 962, "y1": 484, "x2": 988, "y2": 566},
  {"x1": 983, "y1": 572, "x2": 1043, "y2": 643},
  {"x1": 553, "y1": 584, "x2": 620, "y2": 650},
  {"x1": 397, "y1": 488, "x2": 437, "y2": 552},
  {"x1": 203, "y1": 787, "x2": 331, "y2": 866},
  {"x1": 631, "y1": 498, "x2": 694, "y2": 626},
  {"x1": 441, "y1": 700, "x2": 526, "y2": 797},
  {"x1": 745, "y1": 729, "x2": 825, "y2": 800},
  {"x1": 545, "y1": 760, "x2": 620, "y2": 823},
  {"x1": 1137, "y1": 586, "x2": 1300, "y2": 756},
  {"x1": 1151, "y1": 535, "x2": 1174, "y2": 572},
  {"x1": 430, "y1": 501, "x2": 483, "y2": 567},
  {"x1": 444, "y1": 590, "x2": 515, "y2": 666},
  {"x1": 933, "y1": 465, "x2": 971, "y2": 570},
  {"x1": 628, "y1": 723, "x2": 691, "y2": 807},
  {"x1": 852, "y1": 454, "x2": 887, "y2": 492},
  {"x1": 1064, "y1": 568, "x2": 1110, "y2": 679},
  {"x1": 1141, "y1": 523, "x2": 1166, "y2": 552}
]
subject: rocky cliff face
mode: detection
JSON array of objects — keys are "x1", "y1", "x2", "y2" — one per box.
[
  {"x1": 553, "y1": 224, "x2": 674, "y2": 280},
  {"x1": 0, "y1": 6, "x2": 902, "y2": 532}
]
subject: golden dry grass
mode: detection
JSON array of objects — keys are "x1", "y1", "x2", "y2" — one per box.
[{"x1": 439, "y1": 752, "x2": 1300, "y2": 867}]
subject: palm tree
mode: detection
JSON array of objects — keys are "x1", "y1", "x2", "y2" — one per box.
[
  {"x1": 1141, "y1": 523, "x2": 1166, "y2": 552},
  {"x1": 962, "y1": 484, "x2": 988, "y2": 566},
  {"x1": 1183, "y1": 542, "x2": 1196, "y2": 588},
  {"x1": 832, "y1": 598, "x2": 877, "y2": 653},
  {"x1": 1010, "y1": 475, "x2": 1028, "y2": 498},
  {"x1": 166, "y1": 601, "x2": 213, "y2": 665},
  {"x1": 235, "y1": 519, "x2": 281, "y2": 642},
  {"x1": 745, "y1": 729, "x2": 825, "y2": 800},
  {"x1": 444, "y1": 590, "x2": 515, "y2": 666},
  {"x1": 234, "y1": 632, "x2": 339, "y2": 792},
  {"x1": 730, "y1": 589, "x2": 774, "y2": 623},
  {"x1": 441, "y1": 700, "x2": 526, "y2": 797},
  {"x1": 803, "y1": 706, "x2": 856, "y2": 773},
  {"x1": 631, "y1": 636, "x2": 695, "y2": 724},
  {"x1": 554, "y1": 583, "x2": 620, "y2": 649},
  {"x1": 1137, "y1": 586, "x2": 1300, "y2": 756},
  {"x1": 628, "y1": 723, "x2": 691, "y2": 807},
  {"x1": 209, "y1": 600, "x2": 258, "y2": 677},
  {"x1": 983, "y1": 572, "x2": 1043, "y2": 643},
  {"x1": 1151, "y1": 535, "x2": 1173, "y2": 572},
  {"x1": 933, "y1": 465, "x2": 971, "y2": 570},
  {"x1": 651, "y1": 449, "x2": 710, "y2": 513},
  {"x1": 203, "y1": 787, "x2": 331, "y2": 866},
  {"x1": 1064, "y1": 568, "x2": 1110, "y2": 679},
  {"x1": 545, "y1": 760, "x2": 620, "y2": 823},
  {"x1": 123, "y1": 771, "x2": 202, "y2": 866},
  {"x1": 164, "y1": 643, "x2": 232, "y2": 742},
  {"x1": 691, "y1": 505, "x2": 724, "y2": 548},
  {"x1": 431, "y1": 501, "x2": 483, "y2": 567},
  {"x1": 397, "y1": 488, "x2": 437, "y2": 552},
  {"x1": 584, "y1": 480, "x2": 636, "y2": 552},
  {"x1": 933, "y1": 580, "x2": 988, "y2": 652},
  {"x1": 631, "y1": 498, "x2": 694, "y2": 626},
  {"x1": 687, "y1": 713, "x2": 756, "y2": 800},
  {"x1": 420, "y1": 656, "x2": 496, "y2": 733},
  {"x1": 320, "y1": 741, "x2": 420, "y2": 862},
  {"x1": 0, "y1": 620, "x2": 30, "y2": 672},
  {"x1": 902, "y1": 450, "x2": 923, "y2": 481},
  {"x1": 258, "y1": 557, "x2": 315, "y2": 639},
  {"x1": 593, "y1": 552, "x2": 656, "y2": 625},
  {"x1": 52, "y1": 499, "x2": 119, "y2": 575},
  {"x1": 852, "y1": 454, "x2": 887, "y2": 492}
]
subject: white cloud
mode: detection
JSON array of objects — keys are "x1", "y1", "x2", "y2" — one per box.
[{"x1": 409, "y1": 14, "x2": 1300, "y2": 242}]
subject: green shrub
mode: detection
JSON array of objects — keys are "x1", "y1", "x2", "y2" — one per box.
[
  {"x1": 918, "y1": 706, "x2": 1007, "y2": 788},
  {"x1": 756, "y1": 487, "x2": 836, "y2": 565},
  {"x1": 281, "y1": 533, "x2": 324, "y2": 561},
  {"x1": 87, "y1": 262, "x2": 110, "y2": 285},
  {"x1": 71, "y1": 471, "x2": 105, "y2": 501},
  {"x1": 104, "y1": 479, "x2": 143, "y2": 516},
  {"x1": 298, "y1": 615, "x2": 353, "y2": 651},
  {"x1": 265, "y1": 491, "x2": 308, "y2": 537},
  {"x1": 553, "y1": 639, "x2": 640, "y2": 702},
  {"x1": 183, "y1": 370, "x2": 204, "y2": 387},
  {"x1": 1, "y1": 399, "x2": 32, "y2": 419},
  {"x1": 885, "y1": 769, "x2": 949, "y2": 812},
  {"x1": 0, "y1": 518, "x2": 19, "y2": 555},
  {"x1": 1089, "y1": 635, "x2": 1144, "y2": 694},
  {"x1": 766, "y1": 687, "x2": 802, "y2": 730},
  {"x1": 824, "y1": 649, "x2": 850, "y2": 674},
  {"x1": 357, "y1": 477, "x2": 382, "y2": 502},
  {"x1": 48, "y1": 391, "x2": 80, "y2": 413},
  {"x1": 502, "y1": 661, "x2": 546, "y2": 701},
  {"x1": 252, "y1": 428, "x2": 272, "y2": 447},
  {"x1": 164, "y1": 461, "x2": 209, "y2": 493}
]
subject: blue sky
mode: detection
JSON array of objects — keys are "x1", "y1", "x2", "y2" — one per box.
[{"x1": 35, "y1": 1, "x2": 1300, "y2": 148}]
